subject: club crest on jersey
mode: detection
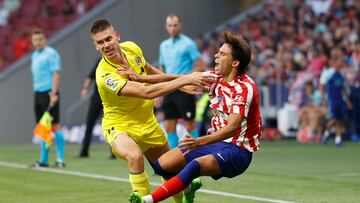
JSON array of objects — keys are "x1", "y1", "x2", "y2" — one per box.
[
  {"x1": 217, "y1": 96, "x2": 223, "y2": 103},
  {"x1": 135, "y1": 56, "x2": 142, "y2": 66},
  {"x1": 105, "y1": 77, "x2": 119, "y2": 91},
  {"x1": 233, "y1": 94, "x2": 245, "y2": 105}
]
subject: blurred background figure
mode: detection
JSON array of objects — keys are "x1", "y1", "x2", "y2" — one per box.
[
  {"x1": 78, "y1": 57, "x2": 115, "y2": 159},
  {"x1": 159, "y1": 14, "x2": 204, "y2": 149},
  {"x1": 30, "y1": 28, "x2": 65, "y2": 168},
  {"x1": 296, "y1": 81, "x2": 326, "y2": 143},
  {"x1": 320, "y1": 49, "x2": 352, "y2": 147}
]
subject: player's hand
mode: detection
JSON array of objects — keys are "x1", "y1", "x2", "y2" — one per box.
[
  {"x1": 185, "y1": 72, "x2": 216, "y2": 89},
  {"x1": 178, "y1": 135, "x2": 200, "y2": 155},
  {"x1": 49, "y1": 94, "x2": 59, "y2": 107},
  {"x1": 116, "y1": 68, "x2": 140, "y2": 82},
  {"x1": 80, "y1": 88, "x2": 89, "y2": 99}
]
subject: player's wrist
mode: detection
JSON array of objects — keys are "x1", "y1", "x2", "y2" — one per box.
[{"x1": 49, "y1": 91, "x2": 58, "y2": 96}]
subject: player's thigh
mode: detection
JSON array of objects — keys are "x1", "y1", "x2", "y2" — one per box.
[
  {"x1": 111, "y1": 133, "x2": 142, "y2": 160},
  {"x1": 34, "y1": 92, "x2": 49, "y2": 122},
  {"x1": 157, "y1": 148, "x2": 187, "y2": 173},
  {"x1": 144, "y1": 143, "x2": 170, "y2": 163},
  {"x1": 163, "y1": 93, "x2": 180, "y2": 120},
  {"x1": 50, "y1": 96, "x2": 60, "y2": 124},
  {"x1": 195, "y1": 154, "x2": 221, "y2": 176},
  {"x1": 175, "y1": 92, "x2": 196, "y2": 121}
]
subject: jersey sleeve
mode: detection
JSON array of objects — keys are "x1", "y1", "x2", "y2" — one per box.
[
  {"x1": 122, "y1": 41, "x2": 147, "y2": 67},
  {"x1": 132, "y1": 42, "x2": 147, "y2": 67},
  {"x1": 231, "y1": 83, "x2": 253, "y2": 118},
  {"x1": 50, "y1": 50, "x2": 61, "y2": 72},
  {"x1": 97, "y1": 71, "x2": 127, "y2": 95}
]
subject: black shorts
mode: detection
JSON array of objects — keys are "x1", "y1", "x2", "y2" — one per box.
[
  {"x1": 162, "y1": 90, "x2": 196, "y2": 120},
  {"x1": 34, "y1": 91, "x2": 60, "y2": 124}
]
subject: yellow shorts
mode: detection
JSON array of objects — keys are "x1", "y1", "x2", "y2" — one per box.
[{"x1": 102, "y1": 122, "x2": 167, "y2": 152}]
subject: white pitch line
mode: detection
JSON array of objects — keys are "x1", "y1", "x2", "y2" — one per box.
[
  {"x1": 339, "y1": 173, "x2": 359, "y2": 177},
  {"x1": 0, "y1": 161, "x2": 297, "y2": 203}
]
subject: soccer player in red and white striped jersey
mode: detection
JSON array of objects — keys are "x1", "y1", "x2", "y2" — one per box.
[{"x1": 130, "y1": 31, "x2": 262, "y2": 203}]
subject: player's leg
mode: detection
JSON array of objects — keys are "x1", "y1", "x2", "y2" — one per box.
[
  {"x1": 144, "y1": 145, "x2": 183, "y2": 203},
  {"x1": 163, "y1": 93, "x2": 180, "y2": 149},
  {"x1": 52, "y1": 123, "x2": 65, "y2": 167},
  {"x1": 177, "y1": 91, "x2": 199, "y2": 138},
  {"x1": 134, "y1": 144, "x2": 214, "y2": 203},
  {"x1": 34, "y1": 92, "x2": 49, "y2": 167},
  {"x1": 323, "y1": 119, "x2": 335, "y2": 144},
  {"x1": 79, "y1": 96, "x2": 102, "y2": 157},
  {"x1": 51, "y1": 97, "x2": 65, "y2": 167},
  {"x1": 133, "y1": 155, "x2": 214, "y2": 203},
  {"x1": 112, "y1": 133, "x2": 149, "y2": 195}
]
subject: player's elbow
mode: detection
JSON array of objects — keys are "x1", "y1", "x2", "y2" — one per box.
[
  {"x1": 226, "y1": 122, "x2": 242, "y2": 133},
  {"x1": 141, "y1": 88, "x2": 157, "y2": 100}
]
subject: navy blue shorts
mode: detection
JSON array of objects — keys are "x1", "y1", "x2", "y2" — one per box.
[
  {"x1": 328, "y1": 102, "x2": 347, "y2": 120},
  {"x1": 183, "y1": 142, "x2": 252, "y2": 180}
]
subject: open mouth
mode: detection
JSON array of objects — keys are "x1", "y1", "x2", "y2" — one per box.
[{"x1": 104, "y1": 48, "x2": 114, "y2": 56}]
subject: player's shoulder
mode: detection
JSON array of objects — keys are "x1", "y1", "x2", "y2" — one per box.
[
  {"x1": 236, "y1": 74, "x2": 257, "y2": 89},
  {"x1": 180, "y1": 34, "x2": 195, "y2": 44},
  {"x1": 160, "y1": 38, "x2": 171, "y2": 46},
  {"x1": 96, "y1": 59, "x2": 106, "y2": 74},
  {"x1": 120, "y1": 41, "x2": 143, "y2": 55},
  {"x1": 45, "y1": 46, "x2": 59, "y2": 55}
]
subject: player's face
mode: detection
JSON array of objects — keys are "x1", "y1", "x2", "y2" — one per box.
[
  {"x1": 92, "y1": 27, "x2": 120, "y2": 59},
  {"x1": 214, "y1": 44, "x2": 237, "y2": 76},
  {"x1": 165, "y1": 17, "x2": 181, "y2": 38},
  {"x1": 31, "y1": 34, "x2": 46, "y2": 50}
]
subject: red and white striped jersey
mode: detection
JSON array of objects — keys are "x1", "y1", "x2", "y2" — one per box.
[{"x1": 207, "y1": 72, "x2": 262, "y2": 152}]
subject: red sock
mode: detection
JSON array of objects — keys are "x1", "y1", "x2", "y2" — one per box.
[{"x1": 151, "y1": 176, "x2": 185, "y2": 202}]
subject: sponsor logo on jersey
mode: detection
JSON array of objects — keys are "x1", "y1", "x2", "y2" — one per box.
[{"x1": 105, "y1": 77, "x2": 119, "y2": 91}]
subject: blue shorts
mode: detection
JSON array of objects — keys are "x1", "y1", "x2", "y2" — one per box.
[
  {"x1": 183, "y1": 142, "x2": 252, "y2": 180},
  {"x1": 328, "y1": 102, "x2": 347, "y2": 120}
]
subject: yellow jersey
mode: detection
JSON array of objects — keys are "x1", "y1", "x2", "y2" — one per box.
[{"x1": 96, "y1": 41, "x2": 159, "y2": 144}]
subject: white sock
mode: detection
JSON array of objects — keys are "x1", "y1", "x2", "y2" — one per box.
[
  {"x1": 143, "y1": 195, "x2": 153, "y2": 203},
  {"x1": 335, "y1": 136, "x2": 342, "y2": 144},
  {"x1": 324, "y1": 130, "x2": 330, "y2": 137}
]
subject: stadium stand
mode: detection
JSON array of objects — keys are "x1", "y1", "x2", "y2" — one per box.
[
  {"x1": 0, "y1": 0, "x2": 102, "y2": 71},
  {"x1": 197, "y1": 0, "x2": 360, "y2": 140}
]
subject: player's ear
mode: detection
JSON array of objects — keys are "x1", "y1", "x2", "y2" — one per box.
[
  {"x1": 232, "y1": 60, "x2": 240, "y2": 68},
  {"x1": 115, "y1": 31, "x2": 120, "y2": 42}
]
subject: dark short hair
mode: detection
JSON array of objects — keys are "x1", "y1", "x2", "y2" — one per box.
[
  {"x1": 90, "y1": 19, "x2": 112, "y2": 34},
  {"x1": 221, "y1": 31, "x2": 251, "y2": 75},
  {"x1": 31, "y1": 28, "x2": 45, "y2": 36}
]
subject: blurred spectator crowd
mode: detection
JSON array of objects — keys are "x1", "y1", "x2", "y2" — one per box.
[
  {"x1": 0, "y1": 0, "x2": 102, "y2": 71},
  {"x1": 195, "y1": 0, "x2": 360, "y2": 142}
]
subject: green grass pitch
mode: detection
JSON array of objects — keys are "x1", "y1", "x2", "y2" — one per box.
[{"x1": 0, "y1": 140, "x2": 359, "y2": 203}]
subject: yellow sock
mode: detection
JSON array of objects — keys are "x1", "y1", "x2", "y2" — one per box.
[
  {"x1": 129, "y1": 171, "x2": 150, "y2": 195},
  {"x1": 161, "y1": 176, "x2": 183, "y2": 203}
]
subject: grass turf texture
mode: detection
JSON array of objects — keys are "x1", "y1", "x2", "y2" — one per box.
[{"x1": 0, "y1": 140, "x2": 359, "y2": 203}]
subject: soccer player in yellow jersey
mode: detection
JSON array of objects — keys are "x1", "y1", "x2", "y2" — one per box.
[{"x1": 90, "y1": 19, "x2": 213, "y2": 201}]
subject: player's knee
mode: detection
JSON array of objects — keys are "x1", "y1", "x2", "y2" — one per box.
[
  {"x1": 153, "y1": 160, "x2": 176, "y2": 179},
  {"x1": 126, "y1": 151, "x2": 143, "y2": 162}
]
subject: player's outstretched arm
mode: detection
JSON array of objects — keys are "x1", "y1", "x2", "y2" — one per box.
[
  {"x1": 118, "y1": 72, "x2": 214, "y2": 99},
  {"x1": 179, "y1": 113, "x2": 244, "y2": 154},
  {"x1": 117, "y1": 63, "x2": 180, "y2": 84}
]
